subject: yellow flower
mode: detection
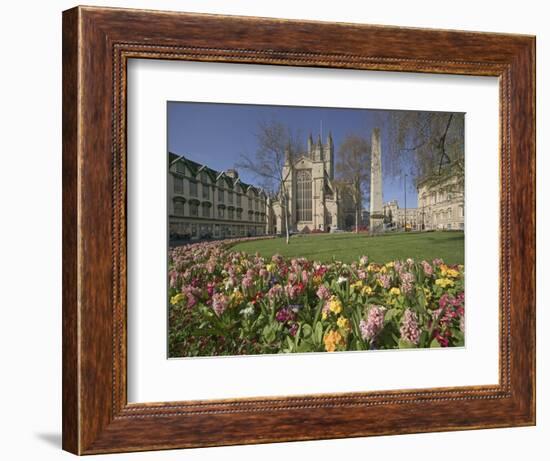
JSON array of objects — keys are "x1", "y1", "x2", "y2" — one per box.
[
  {"x1": 385, "y1": 261, "x2": 395, "y2": 269},
  {"x1": 337, "y1": 316, "x2": 351, "y2": 332},
  {"x1": 439, "y1": 264, "x2": 460, "y2": 278},
  {"x1": 170, "y1": 293, "x2": 184, "y2": 305},
  {"x1": 379, "y1": 266, "x2": 387, "y2": 274},
  {"x1": 435, "y1": 278, "x2": 454, "y2": 288},
  {"x1": 323, "y1": 330, "x2": 345, "y2": 352},
  {"x1": 446, "y1": 268, "x2": 460, "y2": 278},
  {"x1": 313, "y1": 275, "x2": 322, "y2": 286},
  {"x1": 328, "y1": 296, "x2": 343, "y2": 314},
  {"x1": 322, "y1": 310, "x2": 328, "y2": 320},
  {"x1": 389, "y1": 287, "x2": 401, "y2": 296},
  {"x1": 231, "y1": 289, "x2": 244, "y2": 306},
  {"x1": 266, "y1": 263, "x2": 275, "y2": 272},
  {"x1": 367, "y1": 263, "x2": 380, "y2": 273},
  {"x1": 350, "y1": 280, "x2": 364, "y2": 291},
  {"x1": 423, "y1": 287, "x2": 432, "y2": 300},
  {"x1": 361, "y1": 285, "x2": 373, "y2": 296}
]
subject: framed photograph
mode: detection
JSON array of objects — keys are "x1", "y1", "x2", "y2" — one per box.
[{"x1": 62, "y1": 6, "x2": 535, "y2": 455}]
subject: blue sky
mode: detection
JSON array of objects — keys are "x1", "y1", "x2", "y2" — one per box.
[{"x1": 168, "y1": 101, "x2": 419, "y2": 208}]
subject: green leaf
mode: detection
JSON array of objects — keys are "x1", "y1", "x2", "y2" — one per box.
[
  {"x1": 286, "y1": 336, "x2": 295, "y2": 351},
  {"x1": 430, "y1": 338, "x2": 441, "y2": 348},
  {"x1": 398, "y1": 339, "x2": 417, "y2": 349},
  {"x1": 419, "y1": 330, "x2": 430, "y2": 347},
  {"x1": 314, "y1": 321, "x2": 323, "y2": 345},
  {"x1": 302, "y1": 324, "x2": 313, "y2": 338},
  {"x1": 384, "y1": 308, "x2": 400, "y2": 322}
]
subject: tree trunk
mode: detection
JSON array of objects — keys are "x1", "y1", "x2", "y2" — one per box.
[
  {"x1": 284, "y1": 205, "x2": 290, "y2": 244},
  {"x1": 355, "y1": 206, "x2": 360, "y2": 233},
  {"x1": 281, "y1": 186, "x2": 290, "y2": 245}
]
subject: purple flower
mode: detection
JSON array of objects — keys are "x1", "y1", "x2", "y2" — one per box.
[
  {"x1": 400, "y1": 309, "x2": 421, "y2": 345},
  {"x1": 289, "y1": 323, "x2": 299, "y2": 337},
  {"x1": 359, "y1": 305, "x2": 386, "y2": 341},
  {"x1": 276, "y1": 307, "x2": 296, "y2": 324}
]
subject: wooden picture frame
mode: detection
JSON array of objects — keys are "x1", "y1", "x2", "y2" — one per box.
[{"x1": 62, "y1": 5, "x2": 536, "y2": 455}]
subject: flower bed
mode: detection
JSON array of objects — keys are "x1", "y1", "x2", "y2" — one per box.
[{"x1": 168, "y1": 238, "x2": 465, "y2": 357}]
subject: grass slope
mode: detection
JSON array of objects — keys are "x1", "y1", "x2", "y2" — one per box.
[{"x1": 231, "y1": 231, "x2": 464, "y2": 265}]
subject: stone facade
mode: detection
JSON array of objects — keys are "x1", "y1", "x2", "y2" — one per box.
[
  {"x1": 168, "y1": 153, "x2": 271, "y2": 240},
  {"x1": 382, "y1": 166, "x2": 464, "y2": 232},
  {"x1": 383, "y1": 200, "x2": 419, "y2": 230},
  {"x1": 417, "y1": 164, "x2": 465, "y2": 231},
  {"x1": 272, "y1": 133, "x2": 353, "y2": 233}
]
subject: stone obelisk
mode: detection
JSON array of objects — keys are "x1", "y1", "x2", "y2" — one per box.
[{"x1": 369, "y1": 128, "x2": 384, "y2": 234}]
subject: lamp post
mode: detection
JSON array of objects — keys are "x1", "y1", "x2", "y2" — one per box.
[{"x1": 404, "y1": 173, "x2": 407, "y2": 231}]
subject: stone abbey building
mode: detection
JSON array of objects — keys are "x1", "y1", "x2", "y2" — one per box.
[
  {"x1": 168, "y1": 153, "x2": 271, "y2": 240},
  {"x1": 272, "y1": 133, "x2": 354, "y2": 233}
]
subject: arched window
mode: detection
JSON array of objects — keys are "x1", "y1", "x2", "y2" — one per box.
[
  {"x1": 296, "y1": 170, "x2": 312, "y2": 222},
  {"x1": 173, "y1": 199, "x2": 185, "y2": 216}
]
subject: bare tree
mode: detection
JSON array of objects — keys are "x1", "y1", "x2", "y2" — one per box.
[
  {"x1": 375, "y1": 111, "x2": 465, "y2": 185},
  {"x1": 335, "y1": 134, "x2": 370, "y2": 233},
  {"x1": 237, "y1": 120, "x2": 302, "y2": 244}
]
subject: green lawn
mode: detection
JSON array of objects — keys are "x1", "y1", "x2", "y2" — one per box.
[{"x1": 231, "y1": 231, "x2": 464, "y2": 265}]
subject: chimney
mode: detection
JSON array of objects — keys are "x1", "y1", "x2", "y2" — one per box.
[{"x1": 225, "y1": 169, "x2": 239, "y2": 179}]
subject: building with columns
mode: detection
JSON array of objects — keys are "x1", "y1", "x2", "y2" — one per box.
[
  {"x1": 168, "y1": 153, "x2": 272, "y2": 240},
  {"x1": 272, "y1": 133, "x2": 354, "y2": 233},
  {"x1": 383, "y1": 200, "x2": 420, "y2": 230},
  {"x1": 417, "y1": 162, "x2": 465, "y2": 231}
]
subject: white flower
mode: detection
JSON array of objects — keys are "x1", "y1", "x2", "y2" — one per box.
[
  {"x1": 240, "y1": 305, "x2": 255, "y2": 317},
  {"x1": 337, "y1": 276, "x2": 348, "y2": 284}
]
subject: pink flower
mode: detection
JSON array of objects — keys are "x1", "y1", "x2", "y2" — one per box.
[
  {"x1": 421, "y1": 260, "x2": 433, "y2": 276},
  {"x1": 316, "y1": 285, "x2": 331, "y2": 300},
  {"x1": 242, "y1": 276, "x2": 253, "y2": 290},
  {"x1": 377, "y1": 273, "x2": 391, "y2": 289},
  {"x1": 212, "y1": 293, "x2": 228, "y2": 315},
  {"x1": 400, "y1": 309, "x2": 421, "y2": 345},
  {"x1": 186, "y1": 292, "x2": 197, "y2": 309},
  {"x1": 400, "y1": 271, "x2": 415, "y2": 295},
  {"x1": 267, "y1": 284, "x2": 283, "y2": 299},
  {"x1": 359, "y1": 305, "x2": 385, "y2": 342}
]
